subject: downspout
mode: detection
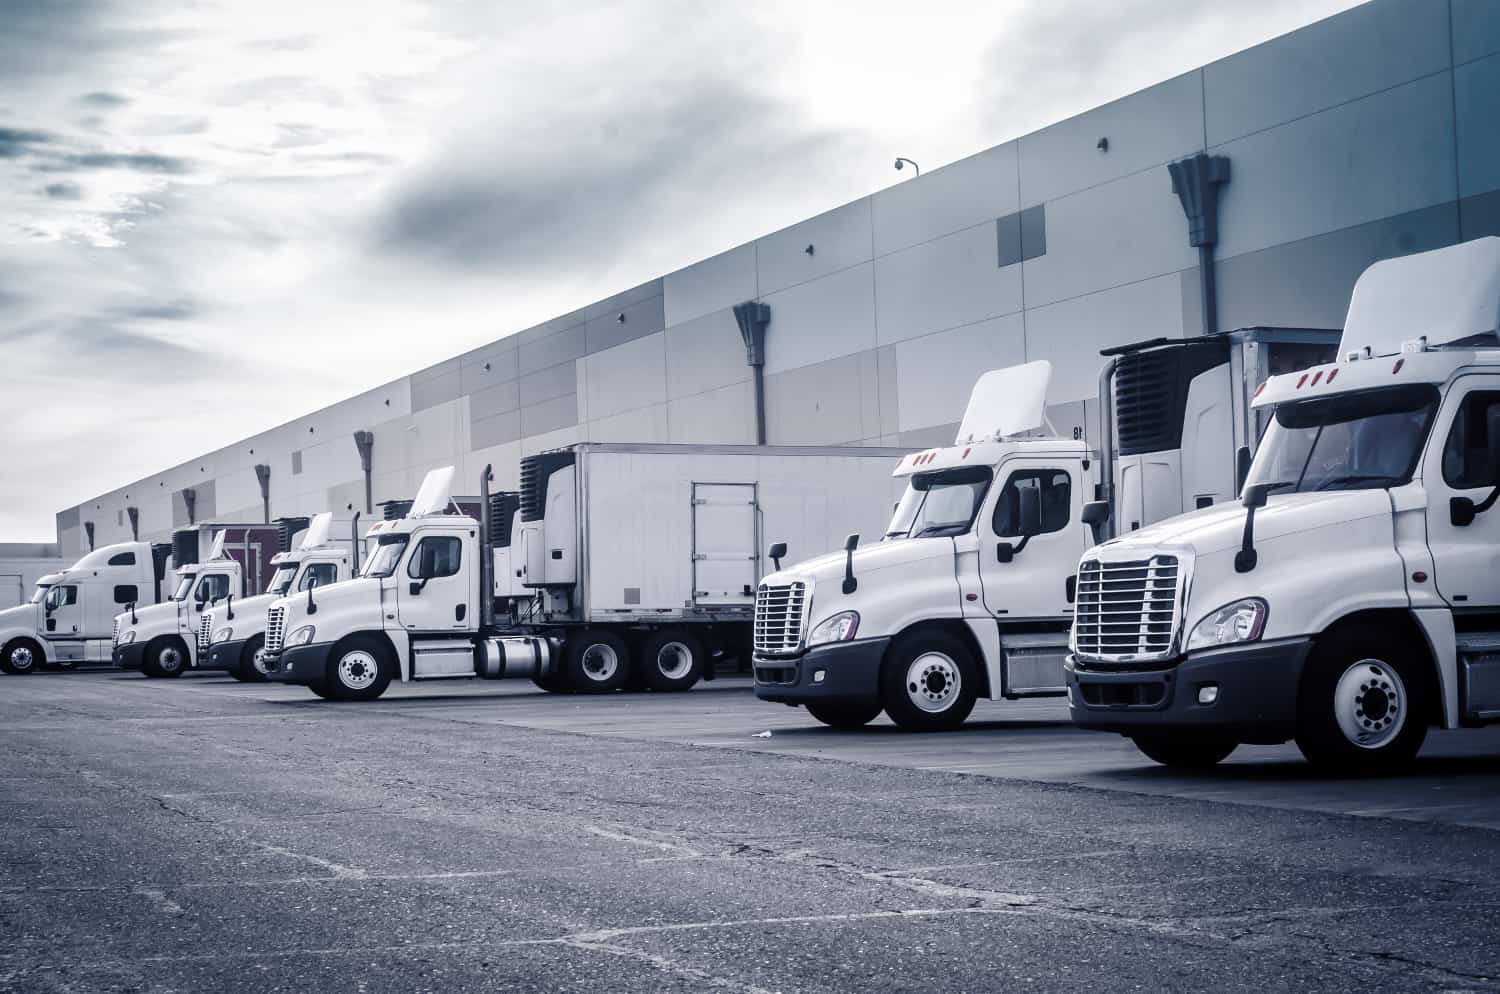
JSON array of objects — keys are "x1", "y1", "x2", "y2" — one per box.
[
  {"x1": 254, "y1": 464, "x2": 271, "y2": 524},
  {"x1": 1095, "y1": 357, "x2": 1120, "y2": 541},
  {"x1": 84, "y1": 521, "x2": 95, "y2": 551},
  {"x1": 182, "y1": 487, "x2": 197, "y2": 526},
  {"x1": 733, "y1": 301, "x2": 771, "y2": 445},
  {"x1": 353, "y1": 431, "x2": 375, "y2": 514},
  {"x1": 1168, "y1": 153, "x2": 1231, "y2": 336},
  {"x1": 127, "y1": 506, "x2": 139, "y2": 541}
]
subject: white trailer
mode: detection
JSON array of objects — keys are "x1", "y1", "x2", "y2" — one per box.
[
  {"x1": 1068, "y1": 237, "x2": 1500, "y2": 772},
  {"x1": 261, "y1": 445, "x2": 908, "y2": 700}
]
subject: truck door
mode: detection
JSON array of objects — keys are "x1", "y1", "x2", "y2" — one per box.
[
  {"x1": 1425, "y1": 380, "x2": 1500, "y2": 608},
  {"x1": 396, "y1": 530, "x2": 473, "y2": 632},
  {"x1": 691, "y1": 483, "x2": 758, "y2": 605},
  {"x1": 44, "y1": 584, "x2": 83, "y2": 638}
]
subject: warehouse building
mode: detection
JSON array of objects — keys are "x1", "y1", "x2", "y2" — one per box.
[{"x1": 54, "y1": 0, "x2": 1500, "y2": 557}]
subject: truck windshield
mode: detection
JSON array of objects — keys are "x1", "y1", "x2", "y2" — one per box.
[
  {"x1": 266, "y1": 565, "x2": 297, "y2": 596},
  {"x1": 1246, "y1": 384, "x2": 1440, "y2": 495},
  {"x1": 171, "y1": 574, "x2": 196, "y2": 600},
  {"x1": 362, "y1": 535, "x2": 409, "y2": 578},
  {"x1": 885, "y1": 467, "x2": 993, "y2": 539}
]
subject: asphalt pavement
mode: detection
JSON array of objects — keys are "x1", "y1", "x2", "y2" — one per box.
[{"x1": 5, "y1": 669, "x2": 1500, "y2": 992}]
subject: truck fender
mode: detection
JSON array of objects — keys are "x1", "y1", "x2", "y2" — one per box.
[
  {"x1": 392, "y1": 633, "x2": 412, "y2": 682},
  {"x1": 963, "y1": 618, "x2": 1002, "y2": 701},
  {"x1": 1410, "y1": 607, "x2": 1458, "y2": 729}
]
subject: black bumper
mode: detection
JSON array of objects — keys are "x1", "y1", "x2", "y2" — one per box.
[
  {"x1": 112, "y1": 642, "x2": 147, "y2": 671},
  {"x1": 262, "y1": 642, "x2": 332, "y2": 685},
  {"x1": 1066, "y1": 636, "x2": 1314, "y2": 743},
  {"x1": 202, "y1": 638, "x2": 246, "y2": 672},
  {"x1": 753, "y1": 638, "x2": 890, "y2": 705}
]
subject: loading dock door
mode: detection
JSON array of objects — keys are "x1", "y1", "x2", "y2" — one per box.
[{"x1": 691, "y1": 483, "x2": 758, "y2": 606}]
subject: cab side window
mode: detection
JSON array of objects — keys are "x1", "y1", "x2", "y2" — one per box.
[
  {"x1": 108, "y1": 552, "x2": 136, "y2": 567},
  {"x1": 1443, "y1": 391, "x2": 1500, "y2": 489},
  {"x1": 408, "y1": 536, "x2": 462, "y2": 579},
  {"x1": 197, "y1": 574, "x2": 230, "y2": 602},
  {"x1": 57, "y1": 586, "x2": 78, "y2": 606},
  {"x1": 113, "y1": 585, "x2": 138, "y2": 605},
  {"x1": 992, "y1": 469, "x2": 1072, "y2": 537},
  {"x1": 299, "y1": 563, "x2": 338, "y2": 590}
]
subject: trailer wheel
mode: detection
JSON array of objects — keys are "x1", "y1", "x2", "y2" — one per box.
[
  {"x1": 231, "y1": 635, "x2": 268, "y2": 683},
  {"x1": 879, "y1": 630, "x2": 978, "y2": 731},
  {"x1": 640, "y1": 629, "x2": 704, "y2": 692},
  {"x1": 1294, "y1": 632, "x2": 1430, "y2": 774},
  {"x1": 142, "y1": 638, "x2": 187, "y2": 679},
  {"x1": 322, "y1": 637, "x2": 394, "y2": 701},
  {"x1": 0, "y1": 638, "x2": 43, "y2": 675},
  {"x1": 1130, "y1": 733, "x2": 1239, "y2": 769},
  {"x1": 564, "y1": 630, "x2": 630, "y2": 693},
  {"x1": 806, "y1": 700, "x2": 882, "y2": 729}
]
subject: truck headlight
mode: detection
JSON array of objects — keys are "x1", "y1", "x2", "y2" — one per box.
[
  {"x1": 212, "y1": 627, "x2": 233, "y2": 644},
  {"x1": 808, "y1": 611, "x2": 859, "y2": 646},
  {"x1": 287, "y1": 625, "x2": 315, "y2": 647},
  {"x1": 118, "y1": 629, "x2": 135, "y2": 645},
  {"x1": 1186, "y1": 598, "x2": 1267, "y2": 652}
]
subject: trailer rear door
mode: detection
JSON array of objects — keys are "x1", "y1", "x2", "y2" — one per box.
[{"x1": 691, "y1": 483, "x2": 758, "y2": 606}]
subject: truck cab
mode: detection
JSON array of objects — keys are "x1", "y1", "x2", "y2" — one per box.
[
  {"x1": 1066, "y1": 237, "x2": 1500, "y2": 773},
  {"x1": 200, "y1": 512, "x2": 357, "y2": 682},
  {"x1": 753, "y1": 362, "x2": 1092, "y2": 730},
  {"x1": 113, "y1": 531, "x2": 245, "y2": 678},
  {"x1": 0, "y1": 541, "x2": 162, "y2": 674}
]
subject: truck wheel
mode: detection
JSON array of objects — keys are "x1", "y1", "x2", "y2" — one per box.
[
  {"x1": 879, "y1": 631, "x2": 978, "y2": 731},
  {"x1": 0, "y1": 638, "x2": 42, "y2": 675},
  {"x1": 233, "y1": 635, "x2": 268, "y2": 683},
  {"x1": 639, "y1": 629, "x2": 704, "y2": 692},
  {"x1": 807, "y1": 700, "x2": 882, "y2": 729},
  {"x1": 565, "y1": 630, "x2": 630, "y2": 693},
  {"x1": 142, "y1": 639, "x2": 187, "y2": 679},
  {"x1": 531, "y1": 672, "x2": 572, "y2": 694},
  {"x1": 1130, "y1": 733, "x2": 1238, "y2": 769},
  {"x1": 1295, "y1": 634, "x2": 1430, "y2": 773},
  {"x1": 322, "y1": 638, "x2": 394, "y2": 701}
]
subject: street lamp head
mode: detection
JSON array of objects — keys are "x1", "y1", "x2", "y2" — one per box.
[
  {"x1": 893, "y1": 158, "x2": 904, "y2": 170},
  {"x1": 893, "y1": 156, "x2": 920, "y2": 177}
]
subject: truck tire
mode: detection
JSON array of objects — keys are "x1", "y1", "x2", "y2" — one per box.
[
  {"x1": 232, "y1": 635, "x2": 268, "y2": 683},
  {"x1": 879, "y1": 630, "x2": 978, "y2": 732},
  {"x1": 142, "y1": 638, "x2": 187, "y2": 679},
  {"x1": 639, "y1": 629, "x2": 704, "y2": 692},
  {"x1": 0, "y1": 638, "x2": 43, "y2": 675},
  {"x1": 807, "y1": 700, "x2": 882, "y2": 729},
  {"x1": 1130, "y1": 733, "x2": 1238, "y2": 769},
  {"x1": 564, "y1": 630, "x2": 630, "y2": 693},
  {"x1": 532, "y1": 672, "x2": 572, "y2": 694},
  {"x1": 322, "y1": 637, "x2": 394, "y2": 701},
  {"x1": 1294, "y1": 632, "x2": 1430, "y2": 774}
]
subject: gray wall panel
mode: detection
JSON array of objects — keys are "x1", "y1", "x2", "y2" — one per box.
[
  {"x1": 762, "y1": 262, "x2": 877, "y2": 375},
  {"x1": 584, "y1": 293, "x2": 664, "y2": 355},
  {"x1": 1463, "y1": 189, "x2": 1500, "y2": 238},
  {"x1": 410, "y1": 369, "x2": 461, "y2": 412},
  {"x1": 1216, "y1": 203, "x2": 1460, "y2": 333},
  {"x1": 871, "y1": 142, "x2": 1018, "y2": 256},
  {"x1": 666, "y1": 380, "x2": 756, "y2": 445},
  {"x1": 518, "y1": 361, "x2": 578, "y2": 407},
  {"x1": 1020, "y1": 71, "x2": 1203, "y2": 207},
  {"x1": 765, "y1": 353, "x2": 875, "y2": 444},
  {"x1": 518, "y1": 323, "x2": 585, "y2": 376},
  {"x1": 410, "y1": 357, "x2": 459, "y2": 385},
  {"x1": 1453, "y1": 0, "x2": 1500, "y2": 64},
  {"x1": 663, "y1": 243, "x2": 757, "y2": 327},
  {"x1": 1215, "y1": 72, "x2": 1457, "y2": 259},
  {"x1": 1204, "y1": 0, "x2": 1449, "y2": 146},
  {"x1": 876, "y1": 345, "x2": 899, "y2": 438},
  {"x1": 582, "y1": 279, "x2": 663, "y2": 321},
  {"x1": 520, "y1": 393, "x2": 578, "y2": 438},
  {"x1": 894, "y1": 315, "x2": 1026, "y2": 433},
  {"x1": 756, "y1": 199, "x2": 874, "y2": 296},
  {"x1": 580, "y1": 332, "x2": 667, "y2": 421},
  {"x1": 468, "y1": 378, "x2": 520, "y2": 421},
  {"x1": 459, "y1": 341, "x2": 519, "y2": 394},
  {"x1": 1456, "y1": 53, "x2": 1500, "y2": 198},
  {"x1": 663, "y1": 308, "x2": 750, "y2": 400},
  {"x1": 875, "y1": 223, "x2": 1023, "y2": 346},
  {"x1": 470, "y1": 411, "x2": 521, "y2": 450}
]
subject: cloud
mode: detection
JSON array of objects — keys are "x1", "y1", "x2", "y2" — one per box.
[
  {"x1": 115, "y1": 299, "x2": 195, "y2": 321},
  {"x1": 79, "y1": 90, "x2": 130, "y2": 108},
  {"x1": 42, "y1": 181, "x2": 83, "y2": 199},
  {"x1": 0, "y1": 127, "x2": 51, "y2": 157},
  {"x1": 34, "y1": 151, "x2": 190, "y2": 174}
]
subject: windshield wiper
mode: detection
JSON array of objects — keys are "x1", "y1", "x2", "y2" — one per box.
[
  {"x1": 912, "y1": 523, "x2": 966, "y2": 538},
  {"x1": 1314, "y1": 474, "x2": 1401, "y2": 492}
]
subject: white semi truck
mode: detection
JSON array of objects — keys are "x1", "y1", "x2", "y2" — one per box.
[
  {"x1": 199, "y1": 512, "x2": 361, "y2": 682},
  {"x1": 753, "y1": 332, "x2": 1339, "y2": 731},
  {"x1": 112, "y1": 523, "x2": 280, "y2": 678},
  {"x1": 0, "y1": 541, "x2": 171, "y2": 674},
  {"x1": 260, "y1": 444, "x2": 907, "y2": 700},
  {"x1": 1067, "y1": 236, "x2": 1500, "y2": 773}
]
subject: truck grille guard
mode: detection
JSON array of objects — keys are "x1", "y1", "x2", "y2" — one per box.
[
  {"x1": 197, "y1": 612, "x2": 214, "y2": 655},
  {"x1": 1072, "y1": 552, "x2": 1191, "y2": 665},
  {"x1": 264, "y1": 605, "x2": 287, "y2": 654},
  {"x1": 753, "y1": 580, "x2": 811, "y2": 657}
]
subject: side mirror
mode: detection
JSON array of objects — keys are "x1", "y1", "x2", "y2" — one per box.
[
  {"x1": 409, "y1": 577, "x2": 430, "y2": 596},
  {"x1": 1018, "y1": 485, "x2": 1042, "y2": 536},
  {"x1": 768, "y1": 542, "x2": 787, "y2": 571},
  {"x1": 996, "y1": 544, "x2": 1014, "y2": 564},
  {"x1": 1234, "y1": 446, "x2": 1253, "y2": 494},
  {"x1": 1452, "y1": 496, "x2": 1477, "y2": 527},
  {"x1": 1081, "y1": 501, "x2": 1109, "y2": 527},
  {"x1": 1242, "y1": 482, "x2": 1272, "y2": 509},
  {"x1": 843, "y1": 533, "x2": 860, "y2": 552}
]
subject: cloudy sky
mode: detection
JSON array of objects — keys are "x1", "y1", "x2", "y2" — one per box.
[{"x1": 0, "y1": 0, "x2": 1362, "y2": 541}]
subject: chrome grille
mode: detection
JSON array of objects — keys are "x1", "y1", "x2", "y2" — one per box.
[
  {"x1": 197, "y1": 612, "x2": 213, "y2": 654},
  {"x1": 1073, "y1": 555, "x2": 1181, "y2": 662},
  {"x1": 754, "y1": 582, "x2": 808, "y2": 655},
  {"x1": 265, "y1": 605, "x2": 287, "y2": 653},
  {"x1": 112, "y1": 617, "x2": 120, "y2": 647}
]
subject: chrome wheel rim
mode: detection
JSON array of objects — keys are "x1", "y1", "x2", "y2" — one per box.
[
  {"x1": 655, "y1": 641, "x2": 693, "y2": 681},
  {"x1": 250, "y1": 647, "x2": 270, "y2": 677},
  {"x1": 159, "y1": 646, "x2": 183, "y2": 673},
  {"x1": 1334, "y1": 658, "x2": 1406, "y2": 749},
  {"x1": 10, "y1": 646, "x2": 34, "y2": 671},
  {"x1": 906, "y1": 652, "x2": 960, "y2": 713},
  {"x1": 337, "y1": 650, "x2": 379, "y2": 691},
  {"x1": 580, "y1": 644, "x2": 619, "y2": 682}
]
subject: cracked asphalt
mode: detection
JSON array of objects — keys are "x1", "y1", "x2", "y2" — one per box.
[{"x1": 6, "y1": 671, "x2": 1500, "y2": 992}]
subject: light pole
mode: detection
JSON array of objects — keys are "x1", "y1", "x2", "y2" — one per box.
[{"x1": 893, "y1": 157, "x2": 920, "y2": 177}]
